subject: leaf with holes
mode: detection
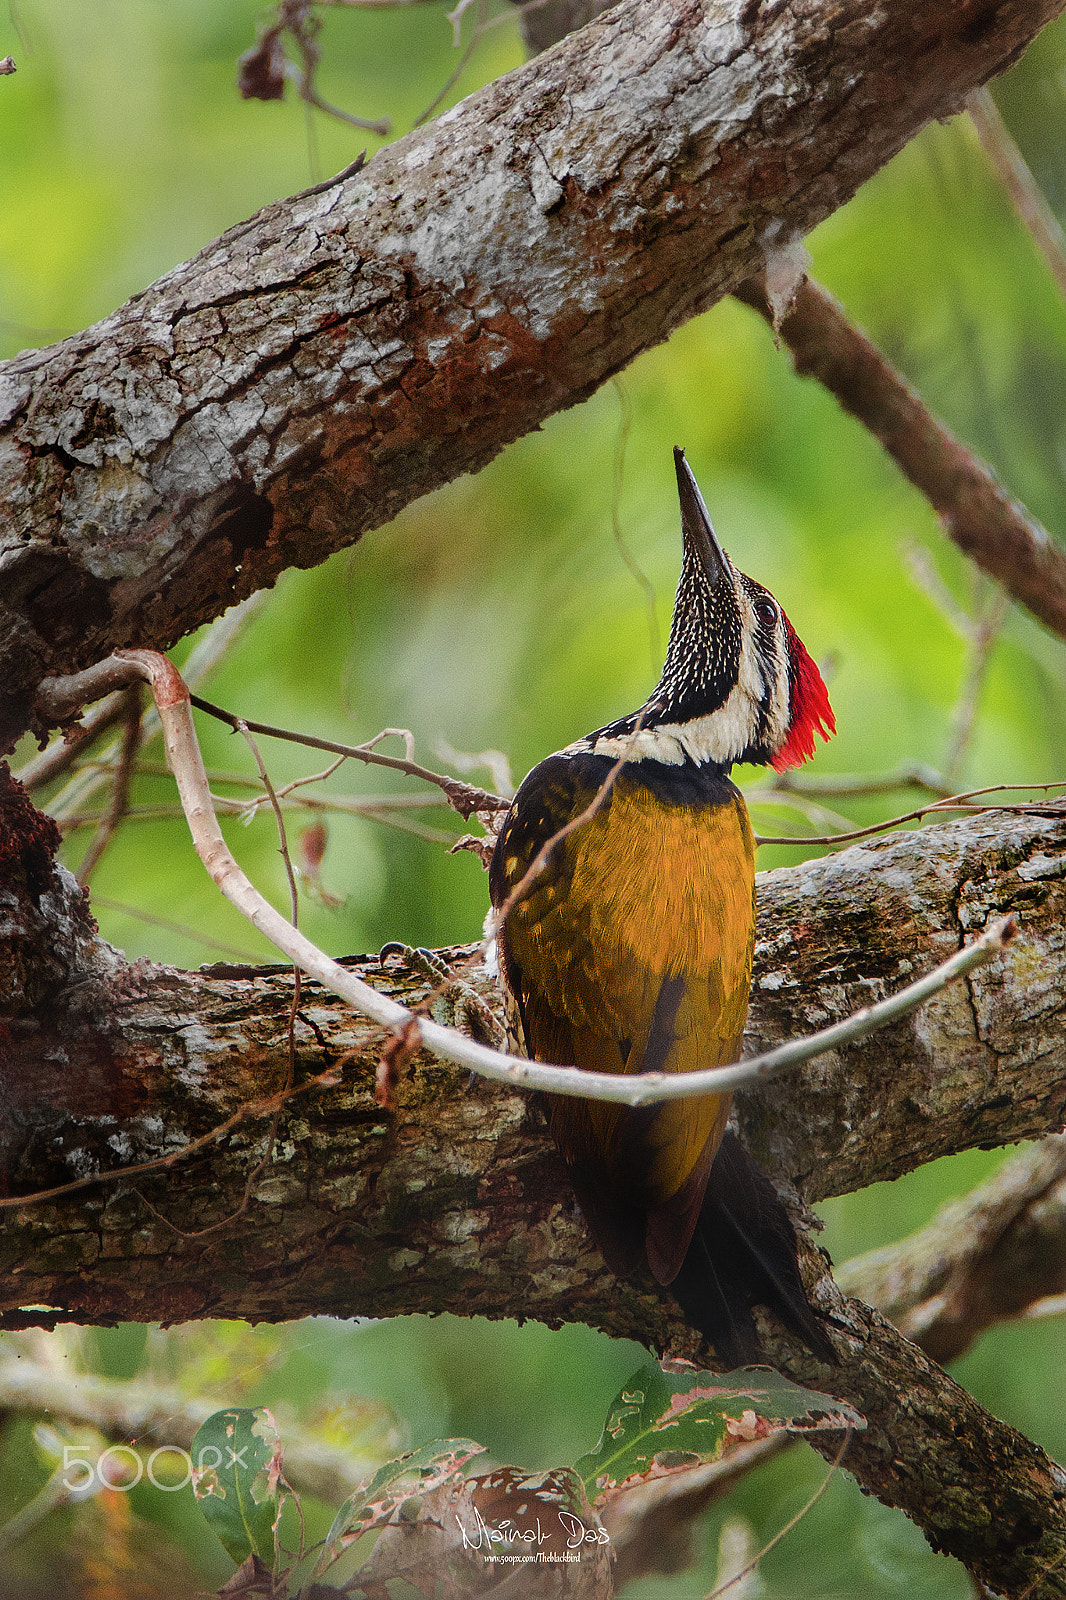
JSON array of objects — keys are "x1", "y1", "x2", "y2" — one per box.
[
  {"x1": 191, "y1": 1407, "x2": 285, "y2": 1566},
  {"x1": 576, "y1": 1364, "x2": 863, "y2": 1498},
  {"x1": 314, "y1": 1436, "x2": 486, "y2": 1578}
]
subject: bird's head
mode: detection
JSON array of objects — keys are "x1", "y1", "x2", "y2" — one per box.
[
  {"x1": 656, "y1": 446, "x2": 834, "y2": 772},
  {"x1": 588, "y1": 449, "x2": 834, "y2": 774}
]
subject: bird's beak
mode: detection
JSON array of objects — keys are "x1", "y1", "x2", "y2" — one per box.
[{"x1": 673, "y1": 447, "x2": 730, "y2": 588}]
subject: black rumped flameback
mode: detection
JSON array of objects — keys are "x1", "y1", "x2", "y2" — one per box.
[{"x1": 488, "y1": 448, "x2": 837, "y2": 1365}]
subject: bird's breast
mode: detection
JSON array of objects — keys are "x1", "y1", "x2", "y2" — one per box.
[
  {"x1": 566, "y1": 774, "x2": 756, "y2": 992},
  {"x1": 493, "y1": 754, "x2": 757, "y2": 1047}
]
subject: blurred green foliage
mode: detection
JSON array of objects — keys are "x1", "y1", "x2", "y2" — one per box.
[{"x1": 3, "y1": 0, "x2": 1066, "y2": 1593}]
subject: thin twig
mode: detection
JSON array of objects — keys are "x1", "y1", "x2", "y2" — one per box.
[
  {"x1": 89, "y1": 895, "x2": 262, "y2": 962},
  {"x1": 237, "y1": 721, "x2": 301, "y2": 930},
  {"x1": 903, "y1": 540, "x2": 974, "y2": 639},
  {"x1": 236, "y1": 753, "x2": 347, "y2": 821},
  {"x1": 754, "y1": 782, "x2": 1065, "y2": 848},
  {"x1": 59, "y1": 796, "x2": 458, "y2": 847},
  {"x1": 767, "y1": 761, "x2": 952, "y2": 799},
  {"x1": 17, "y1": 688, "x2": 131, "y2": 792},
  {"x1": 70, "y1": 759, "x2": 454, "y2": 805},
  {"x1": 968, "y1": 87, "x2": 1066, "y2": 302},
  {"x1": 75, "y1": 683, "x2": 142, "y2": 886},
  {"x1": 412, "y1": 0, "x2": 486, "y2": 127},
  {"x1": 445, "y1": 0, "x2": 478, "y2": 48},
  {"x1": 190, "y1": 692, "x2": 506, "y2": 817},
  {"x1": 745, "y1": 791, "x2": 856, "y2": 837},
  {"x1": 293, "y1": 72, "x2": 390, "y2": 135},
  {"x1": 705, "y1": 1428, "x2": 853, "y2": 1600},
  {"x1": 902, "y1": 538, "x2": 1011, "y2": 785},
  {"x1": 944, "y1": 585, "x2": 1010, "y2": 785},
  {"x1": 223, "y1": 720, "x2": 302, "y2": 1228},
  {"x1": 434, "y1": 739, "x2": 515, "y2": 800},
  {"x1": 610, "y1": 376, "x2": 660, "y2": 673}
]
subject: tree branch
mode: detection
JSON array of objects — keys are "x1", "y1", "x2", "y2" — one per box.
[
  {"x1": 968, "y1": 85, "x2": 1066, "y2": 301},
  {"x1": 838, "y1": 1133, "x2": 1066, "y2": 1363},
  {"x1": 734, "y1": 273, "x2": 1066, "y2": 640},
  {"x1": 782, "y1": 1273, "x2": 1066, "y2": 1600},
  {"x1": 3, "y1": 0, "x2": 1063, "y2": 748}
]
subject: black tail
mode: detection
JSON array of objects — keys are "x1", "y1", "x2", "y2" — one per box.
[{"x1": 669, "y1": 1131, "x2": 837, "y2": 1368}]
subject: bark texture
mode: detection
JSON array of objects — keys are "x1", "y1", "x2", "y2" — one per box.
[
  {"x1": 2, "y1": 798, "x2": 1066, "y2": 1591},
  {"x1": 3, "y1": 0, "x2": 1064, "y2": 749},
  {"x1": 838, "y1": 1134, "x2": 1066, "y2": 1362}
]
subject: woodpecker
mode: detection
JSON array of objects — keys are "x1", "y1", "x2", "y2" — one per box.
[{"x1": 488, "y1": 448, "x2": 837, "y2": 1366}]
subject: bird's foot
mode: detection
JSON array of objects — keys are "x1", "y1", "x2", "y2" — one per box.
[{"x1": 378, "y1": 943, "x2": 503, "y2": 1047}]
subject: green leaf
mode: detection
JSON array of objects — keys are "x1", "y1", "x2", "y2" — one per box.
[
  {"x1": 576, "y1": 1363, "x2": 864, "y2": 1498},
  {"x1": 315, "y1": 1437, "x2": 485, "y2": 1578},
  {"x1": 191, "y1": 1406, "x2": 283, "y2": 1566}
]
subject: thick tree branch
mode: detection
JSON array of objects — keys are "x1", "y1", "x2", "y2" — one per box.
[
  {"x1": 780, "y1": 1275, "x2": 1066, "y2": 1600},
  {"x1": 1, "y1": 798, "x2": 1062, "y2": 1327},
  {"x1": 2, "y1": 0, "x2": 1063, "y2": 748}
]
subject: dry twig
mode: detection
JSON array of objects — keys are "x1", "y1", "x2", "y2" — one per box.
[
  {"x1": 968, "y1": 87, "x2": 1066, "y2": 300},
  {"x1": 74, "y1": 683, "x2": 141, "y2": 886},
  {"x1": 190, "y1": 694, "x2": 506, "y2": 820},
  {"x1": 705, "y1": 1428, "x2": 853, "y2": 1599},
  {"x1": 237, "y1": 0, "x2": 389, "y2": 134},
  {"x1": 754, "y1": 781, "x2": 1065, "y2": 848}
]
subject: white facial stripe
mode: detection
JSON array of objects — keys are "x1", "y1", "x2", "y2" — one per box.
[
  {"x1": 738, "y1": 586, "x2": 791, "y2": 754},
  {"x1": 766, "y1": 613, "x2": 791, "y2": 748},
  {"x1": 735, "y1": 587, "x2": 764, "y2": 708}
]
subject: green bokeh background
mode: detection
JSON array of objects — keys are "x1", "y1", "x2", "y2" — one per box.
[{"x1": 3, "y1": 1, "x2": 1066, "y2": 1594}]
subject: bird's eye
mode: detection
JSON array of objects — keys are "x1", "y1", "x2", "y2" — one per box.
[{"x1": 754, "y1": 598, "x2": 778, "y2": 626}]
